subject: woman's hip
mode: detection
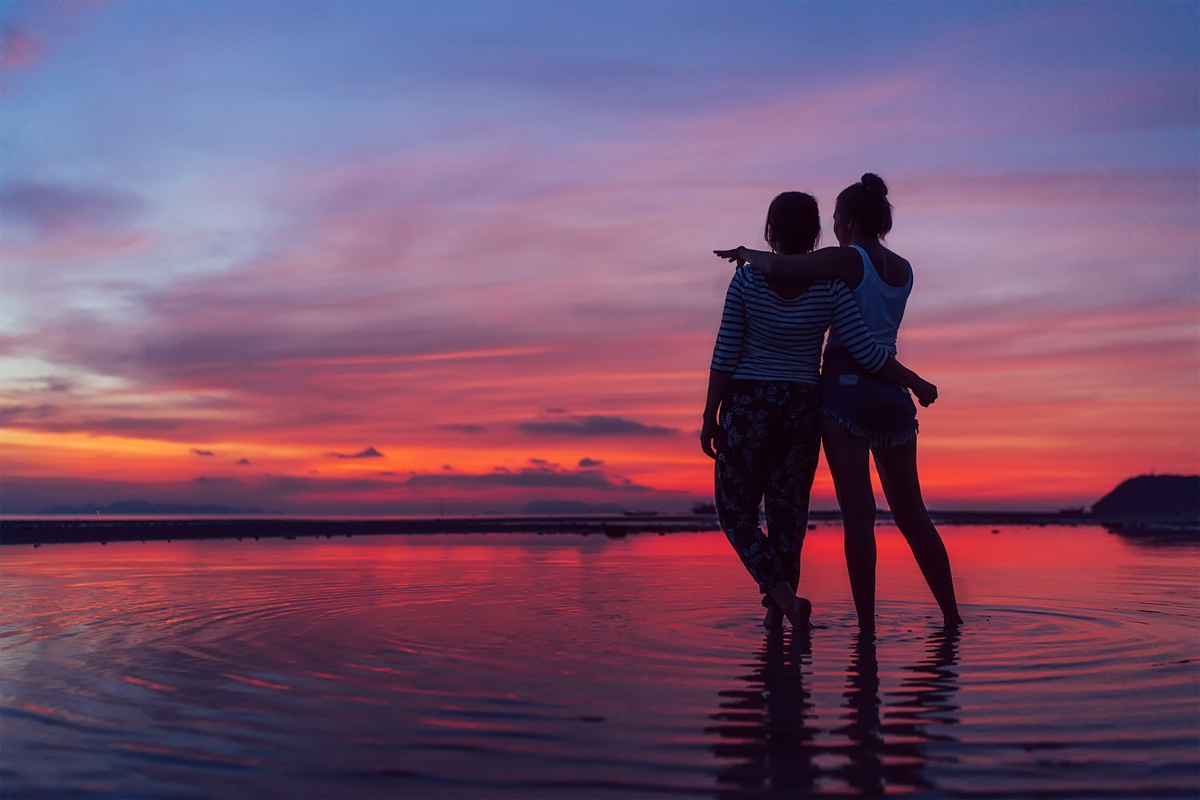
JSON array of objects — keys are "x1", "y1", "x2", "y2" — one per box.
[{"x1": 820, "y1": 348, "x2": 918, "y2": 448}]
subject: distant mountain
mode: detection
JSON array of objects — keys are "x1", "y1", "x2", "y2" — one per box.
[
  {"x1": 1091, "y1": 475, "x2": 1199, "y2": 522},
  {"x1": 39, "y1": 500, "x2": 264, "y2": 515}
]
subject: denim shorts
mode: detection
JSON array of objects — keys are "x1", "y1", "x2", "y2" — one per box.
[{"x1": 820, "y1": 347, "x2": 918, "y2": 448}]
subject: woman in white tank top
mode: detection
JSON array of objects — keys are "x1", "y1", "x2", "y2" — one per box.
[{"x1": 715, "y1": 174, "x2": 962, "y2": 631}]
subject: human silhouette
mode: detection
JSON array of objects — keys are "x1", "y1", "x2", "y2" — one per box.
[
  {"x1": 704, "y1": 191, "x2": 937, "y2": 629},
  {"x1": 716, "y1": 174, "x2": 962, "y2": 630}
]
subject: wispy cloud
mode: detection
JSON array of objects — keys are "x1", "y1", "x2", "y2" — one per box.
[
  {"x1": 0, "y1": 28, "x2": 41, "y2": 71},
  {"x1": 442, "y1": 423, "x2": 484, "y2": 434},
  {"x1": 405, "y1": 464, "x2": 648, "y2": 492},
  {"x1": 0, "y1": 180, "x2": 143, "y2": 235},
  {"x1": 520, "y1": 415, "x2": 678, "y2": 437},
  {"x1": 330, "y1": 447, "x2": 384, "y2": 459}
]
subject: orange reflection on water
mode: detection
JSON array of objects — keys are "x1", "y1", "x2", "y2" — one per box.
[{"x1": 2, "y1": 522, "x2": 1174, "y2": 633}]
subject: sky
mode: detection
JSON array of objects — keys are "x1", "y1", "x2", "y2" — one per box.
[{"x1": 1, "y1": 1, "x2": 1196, "y2": 515}]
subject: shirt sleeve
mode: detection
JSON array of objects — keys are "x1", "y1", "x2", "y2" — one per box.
[
  {"x1": 710, "y1": 269, "x2": 746, "y2": 372},
  {"x1": 828, "y1": 280, "x2": 889, "y2": 373}
]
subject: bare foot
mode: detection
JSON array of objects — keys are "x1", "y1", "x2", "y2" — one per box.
[
  {"x1": 786, "y1": 596, "x2": 812, "y2": 630},
  {"x1": 767, "y1": 582, "x2": 812, "y2": 630},
  {"x1": 763, "y1": 604, "x2": 783, "y2": 629}
]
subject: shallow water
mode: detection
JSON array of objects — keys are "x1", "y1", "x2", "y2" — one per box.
[{"x1": 2, "y1": 524, "x2": 1196, "y2": 798}]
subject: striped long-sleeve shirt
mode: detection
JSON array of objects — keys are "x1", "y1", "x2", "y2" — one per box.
[{"x1": 710, "y1": 266, "x2": 889, "y2": 384}]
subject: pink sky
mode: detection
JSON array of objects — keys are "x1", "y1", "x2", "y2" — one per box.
[{"x1": 1, "y1": 3, "x2": 1196, "y2": 514}]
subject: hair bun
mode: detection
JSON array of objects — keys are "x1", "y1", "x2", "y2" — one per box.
[{"x1": 861, "y1": 173, "x2": 888, "y2": 198}]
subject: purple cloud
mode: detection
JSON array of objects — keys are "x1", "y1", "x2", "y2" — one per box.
[
  {"x1": 442, "y1": 423, "x2": 484, "y2": 433},
  {"x1": 404, "y1": 465, "x2": 649, "y2": 492},
  {"x1": 520, "y1": 415, "x2": 678, "y2": 437},
  {"x1": 0, "y1": 180, "x2": 143, "y2": 235},
  {"x1": 331, "y1": 446, "x2": 384, "y2": 459}
]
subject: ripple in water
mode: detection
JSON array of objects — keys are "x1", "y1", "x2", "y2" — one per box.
[{"x1": 1, "y1": 525, "x2": 1196, "y2": 797}]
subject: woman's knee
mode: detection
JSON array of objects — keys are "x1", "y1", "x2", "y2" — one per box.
[
  {"x1": 890, "y1": 502, "x2": 933, "y2": 537},
  {"x1": 841, "y1": 508, "x2": 877, "y2": 550},
  {"x1": 897, "y1": 519, "x2": 946, "y2": 558},
  {"x1": 841, "y1": 503, "x2": 875, "y2": 527}
]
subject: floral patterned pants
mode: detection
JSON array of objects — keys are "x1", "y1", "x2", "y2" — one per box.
[{"x1": 715, "y1": 380, "x2": 822, "y2": 602}]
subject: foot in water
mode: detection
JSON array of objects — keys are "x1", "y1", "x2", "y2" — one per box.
[
  {"x1": 786, "y1": 596, "x2": 812, "y2": 630},
  {"x1": 768, "y1": 582, "x2": 811, "y2": 630},
  {"x1": 763, "y1": 603, "x2": 784, "y2": 629}
]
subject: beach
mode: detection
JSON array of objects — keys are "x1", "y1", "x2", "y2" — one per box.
[{"x1": 3, "y1": 523, "x2": 1196, "y2": 797}]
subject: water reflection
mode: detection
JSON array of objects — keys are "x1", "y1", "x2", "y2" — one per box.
[
  {"x1": 709, "y1": 627, "x2": 960, "y2": 797},
  {"x1": 707, "y1": 629, "x2": 817, "y2": 797},
  {"x1": 830, "y1": 632, "x2": 885, "y2": 795},
  {"x1": 5, "y1": 528, "x2": 1194, "y2": 797},
  {"x1": 833, "y1": 628, "x2": 960, "y2": 795},
  {"x1": 1105, "y1": 523, "x2": 1200, "y2": 548}
]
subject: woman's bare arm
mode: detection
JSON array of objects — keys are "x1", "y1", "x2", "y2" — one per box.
[
  {"x1": 878, "y1": 356, "x2": 938, "y2": 407},
  {"x1": 714, "y1": 246, "x2": 860, "y2": 281},
  {"x1": 701, "y1": 369, "x2": 732, "y2": 459}
]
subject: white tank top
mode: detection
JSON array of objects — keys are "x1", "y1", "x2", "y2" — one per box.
[{"x1": 825, "y1": 244, "x2": 911, "y2": 354}]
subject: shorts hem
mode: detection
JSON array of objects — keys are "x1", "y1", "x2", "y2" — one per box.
[{"x1": 822, "y1": 408, "x2": 918, "y2": 449}]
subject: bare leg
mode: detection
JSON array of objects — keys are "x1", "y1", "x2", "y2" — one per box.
[
  {"x1": 821, "y1": 417, "x2": 877, "y2": 630},
  {"x1": 873, "y1": 440, "x2": 962, "y2": 626}
]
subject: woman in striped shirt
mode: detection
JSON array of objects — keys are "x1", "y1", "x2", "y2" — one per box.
[{"x1": 703, "y1": 191, "x2": 936, "y2": 630}]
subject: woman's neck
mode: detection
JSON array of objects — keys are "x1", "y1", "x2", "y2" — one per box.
[
  {"x1": 766, "y1": 248, "x2": 813, "y2": 300},
  {"x1": 850, "y1": 232, "x2": 881, "y2": 250}
]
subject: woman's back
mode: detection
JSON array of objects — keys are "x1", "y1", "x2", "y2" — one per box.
[
  {"x1": 826, "y1": 245, "x2": 911, "y2": 355},
  {"x1": 711, "y1": 266, "x2": 887, "y2": 385}
]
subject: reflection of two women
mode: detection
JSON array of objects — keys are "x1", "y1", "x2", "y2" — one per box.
[
  {"x1": 709, "y1": 628, "x2": 960, "y2": 797},
  {"x1": 831, "y1": 628, "x2": 961, "y2": 796},
  {"x1": 705, "y1": 174, "x2": 961, "y2": 630}
]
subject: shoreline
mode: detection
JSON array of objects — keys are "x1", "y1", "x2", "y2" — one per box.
[{"x1": 3, "y1": 510, "x2": 1195, "y2": 546}]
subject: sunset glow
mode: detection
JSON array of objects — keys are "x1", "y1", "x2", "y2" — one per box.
[{"x1": 1, "y1": 3, "x2": 1196, "y2": 514}]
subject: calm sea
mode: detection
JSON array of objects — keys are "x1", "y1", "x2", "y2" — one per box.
[{"x1": 2, "y1": 524, "x2": 1196, "y2": 798}]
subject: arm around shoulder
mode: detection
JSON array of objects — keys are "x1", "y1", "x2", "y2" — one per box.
[{"x1": 715, "y1": 246, "x2": 859, "y2": 280}]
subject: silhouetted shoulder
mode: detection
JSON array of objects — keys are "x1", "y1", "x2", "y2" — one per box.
[{"x1": 879, "y1": 247, "x2": 912, "y2": 288}]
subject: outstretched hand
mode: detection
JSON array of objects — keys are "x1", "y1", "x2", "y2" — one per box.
[
  {"x1": 911, "y1": 378, "x2": 938, "y2": 407},
  {"x1": 714, "y1": 247, "x2": 745, "y2": 268}
]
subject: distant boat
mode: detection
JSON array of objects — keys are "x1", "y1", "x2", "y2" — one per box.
[
  {"x1": 622, "y1": 510, "x2": 658, "y2": 517},
  {"x1": 692, "y1": 502, "x2": 716, "y2": 515}
]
